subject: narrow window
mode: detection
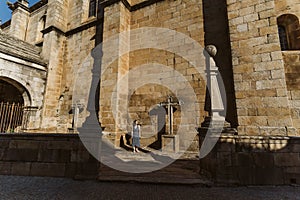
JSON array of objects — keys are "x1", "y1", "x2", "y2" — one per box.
[
  {"x1": 278, "y1": 25, "x2": 289, "y2": 50},
  {"x1": 36, "y1": 13, "x2": 46, "y2": 46},
  {"x1": 89, "y1": 0, "x2": 97, "y2": 17},
  {"x1": 277, "y1": 14, "x2": 300, "y2": 50}
]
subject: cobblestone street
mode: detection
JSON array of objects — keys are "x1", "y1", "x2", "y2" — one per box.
[{"x1": 0, "y1": 175, "x2": 299, "y2": 200}]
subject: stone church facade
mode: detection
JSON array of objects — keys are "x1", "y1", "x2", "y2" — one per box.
[{"x1": 0, "y1": 0, "x2": 299, "y2": 145}]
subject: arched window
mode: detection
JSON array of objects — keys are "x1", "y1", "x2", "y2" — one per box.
[
  {"x1": 277, "y1": 14, "x2": 300, "y2": 50},
  {"x1": 36, "y1": 12, "x2": 46, "y2": 46}
]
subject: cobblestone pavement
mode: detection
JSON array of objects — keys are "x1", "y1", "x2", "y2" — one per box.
[{"x1": 0, "y1": 175, "x2": 299, "y2": 200}]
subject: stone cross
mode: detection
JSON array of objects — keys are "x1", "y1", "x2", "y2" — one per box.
[
  {"x1": 158, "y1": 96, "x2": 182, "y2": 135},
  {"x1": 71, "y1": 103, "x2": 84, "y2": 131}
]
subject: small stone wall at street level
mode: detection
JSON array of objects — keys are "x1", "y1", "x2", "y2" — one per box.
[
  {"x1": 0, "y1": 133, "x2": 99, "y2": 179},
  {"x1": 199, "y1": 134, "x2": 300, "y2": 185}
]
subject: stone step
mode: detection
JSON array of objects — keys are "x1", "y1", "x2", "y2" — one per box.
[
  {"x1": 98, "y1": 150, "x2": 211, "y2": 185},
  {"x1": 98, "y1": 174, "x2": 211, "y2": 185}
]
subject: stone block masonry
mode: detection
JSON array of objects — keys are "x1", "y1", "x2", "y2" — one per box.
[
  {"x1": 282, "y1": 52, "x2": 300, "y2": 134},
  {"x1": 0, "y1": 31, "x2": 47, "y2": 131},
  {"x1": 226, "y1": 0, "x2": 298, "y2": 136},
  {"x1": 0, "y1": 134, "x2": 99, "y2": 179},
  {"x1": 1, "y1": 0, "x2": 300, "y2": 138},
  {"x1": 200, "y1": 134, "x2": 300, "y2": 185},
  {"x1": 100, "y1": 0, "x2": 206, "y2": 150}
]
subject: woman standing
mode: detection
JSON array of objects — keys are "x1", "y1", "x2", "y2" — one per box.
[{"x1": 132, "y1": 120, "x2": 141, "y2": 153}]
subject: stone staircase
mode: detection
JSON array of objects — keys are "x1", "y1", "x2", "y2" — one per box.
[
  {"x1": 98, "y1": 148, "x2": 212, "y2": 185},
  {"x1": 98, "y1": 130, "x2": 209, "y2": 185}
]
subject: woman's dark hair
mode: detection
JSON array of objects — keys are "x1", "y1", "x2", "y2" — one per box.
[{"x1": 133, "y1": 120, "x2": 141, "y2": 126}]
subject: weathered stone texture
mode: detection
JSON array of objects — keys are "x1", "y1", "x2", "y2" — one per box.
[
  {"x1": 200, "y1": 134, "x2": 300, "y2": 185},
  {"x1": 9, "y1": 7, "x2": 30, "y2": 41},
  {"x1": 203, "y1": 0, "x2": 237, "y2": 127},
  {"x1": 0, "y1": 134, "x2": 98, "y2": 179},
  {"x1": 1, "y1": 0, "x2": 299, "y2": 138},
  {"x1": 26, "y1": 5, "x2": 48, "y2": 44},
  {"x1": 282, "y1": 52, "x2": 300, "y2": 133},
  {"x1": 46, "y1": 0, "x2": 69, "y2": 32},
  {"x1": 227, "y1": 0, "x2": 297, "y2": 136},
  {"x1": 0, "y1": 32, "x2": 47, "y2": 131},
  {"x1": 99, "y1": 0, "x2": 205, "y2": 150}
]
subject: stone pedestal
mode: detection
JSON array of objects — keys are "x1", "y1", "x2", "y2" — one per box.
[{"x1": 162, "y1": 135, "x2": 179, "y2": 153}]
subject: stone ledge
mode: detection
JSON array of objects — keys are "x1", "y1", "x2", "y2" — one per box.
[
  {"x1": 98, "y1": 175, "x2": 212, "y2": 186},
  {"x1": 0, "y1": 32, "x2": 47, "y2": 66}
]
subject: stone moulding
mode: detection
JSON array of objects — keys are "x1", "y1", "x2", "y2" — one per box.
[
  {"x1": 0, "y1": 33, "x2": 47, "y2": 67},
  {"x1": 41, "y1": 18, "x2": 103, "y2": 38},
  {"x1": 101, "y1": 0, "x2": 165, "y2": 12}
]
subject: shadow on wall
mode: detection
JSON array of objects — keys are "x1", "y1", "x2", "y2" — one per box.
[{"x1": 199, "y1": 133, "x2": 300, "y2": 185}]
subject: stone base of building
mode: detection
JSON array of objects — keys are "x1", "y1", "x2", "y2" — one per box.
[
  {"x1": 0, "y1": 133, "x2": 99, "y2": 179},
  {"x1": 1, "y1": 132, "x2": 300, "y2": 185},
  {"x1": 199, "y1": 133, "x2": 300, "y2": 185}
]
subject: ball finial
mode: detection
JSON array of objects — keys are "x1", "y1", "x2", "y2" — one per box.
[{"x1": 205, "y1": 45, "x2": 217, "y2": 57}]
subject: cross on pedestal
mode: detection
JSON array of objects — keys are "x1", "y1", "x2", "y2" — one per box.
[
  {"x1": 158, "y1": 96, "x2": 182, "y2": 135},
  {"x1": 71, "y1": 103, "x2": 84, "y2": 131}
]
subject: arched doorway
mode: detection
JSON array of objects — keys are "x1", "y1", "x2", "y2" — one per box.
[
  {"x1": 0, "y1": 77, "x2": 31, "y2": 133},
  {"x1": 0, "y1": 79, "x2": 24, "y2": 104}
]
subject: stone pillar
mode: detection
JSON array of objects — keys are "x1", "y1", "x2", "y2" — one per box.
[
  {"x1": 204, "y1": 45, "x2": 225, "y2": 125},
  {"x1": 100, "y1": 2, "x2": 131, "y2": 146},
  {"x1": 39, "y1": 0, "x2": 69, "y2": 132},
  {"x1": 198, "y1": 45, "x2": 237, "y2": 158},
  {"x1": 8, "y1": 0, "x2": 30, "y2": 40},
  {"x1": 113, "y1": 4, "x2": 130, "y2": 146},
  {"x1": 44, "y1": 0, "x2": 68, "y2": 32},
  {"x1": 226, "y1": 0, "x2": 296, "y2": 136}
]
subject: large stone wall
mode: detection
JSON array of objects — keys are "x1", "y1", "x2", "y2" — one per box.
[
  {"x1": 200, "y1": 134, "x2": 300, "y2": 185},
  {"x1": 226, "y1": 0, "x2": 296, "y2": 136},
  {"x1": 37, "y1": 0, "x2": 96, "y2": 132},
  {"x1": 282, "y1": 52, "x2": 300, "y2": 134},
  {"x1": 2, "y1": 0, "x2": 299, "y2": 138},
  {"x1": 0, "y1": 133, "x2": 98, "y2": 179},
  {"x1": 99, "y1": 0, "x2": 207, "y2": 150}
]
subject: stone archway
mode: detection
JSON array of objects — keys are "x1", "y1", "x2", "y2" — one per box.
[
  {"x1": 0, "y1": 77, "x2": 31, "y2": 106},
  {"x1": 0, "y1": 77, "x2": 32, "y2": 133}
]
